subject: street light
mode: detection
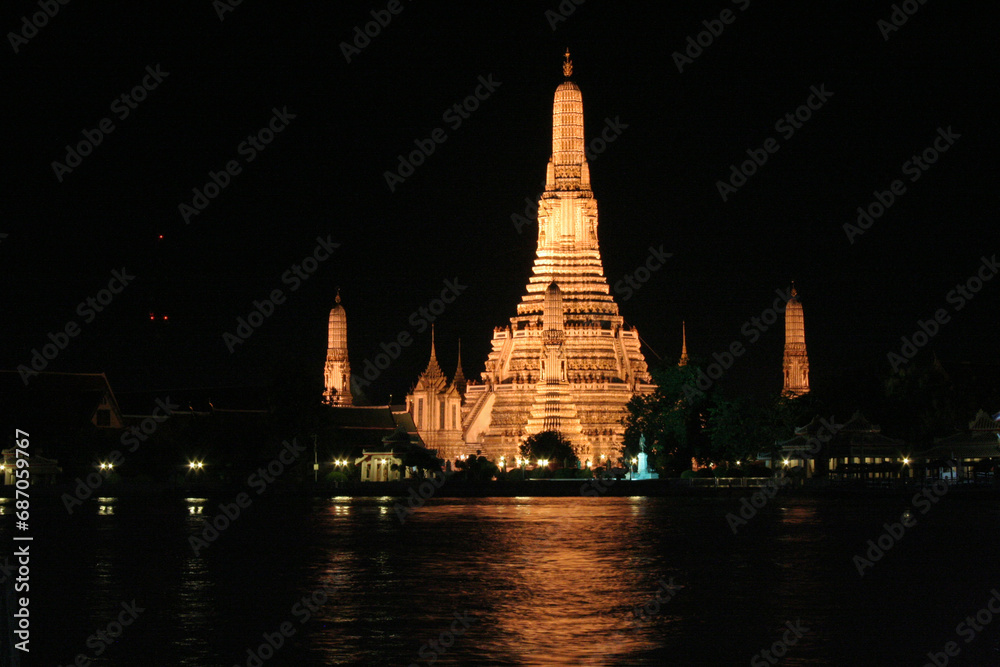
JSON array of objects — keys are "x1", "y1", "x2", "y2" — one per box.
[
  {"x1": 99, "y1": 462, "x2": 114, "y2": 471},
  {"x1": 188, "y1": 461, "x2": 204, "y2": 471}
]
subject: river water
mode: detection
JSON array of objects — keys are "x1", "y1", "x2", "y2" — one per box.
[{"x1": 4, "y1": 491, "x2": 1000, "y2": 666}]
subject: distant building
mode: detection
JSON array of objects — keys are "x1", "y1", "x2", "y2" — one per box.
[
  {"x1": 920, "y1": 410, "x2": 1000, "y2": 479},
  {"x1": 1, "y1": 448, "x2": 61, "y2": 485},
  {"x1": 769, "y1": 411, "x2": 909, "y2": 478},
  {"x1": 782, "y1": 284, "x2": 810, "y2": 397},
  {"x1": 355, "y1": 450, "x2": 404, "y2": 482},
  {"x1": 405, "y1": 328, "x2": 465, "y2": 461},
  {"x1": 323, "y1": 290, "x2": 353, "y2": 406}
]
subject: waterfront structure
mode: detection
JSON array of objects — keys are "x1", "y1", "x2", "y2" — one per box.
[
  {"x1": 405, "y1": 328, "x2": 465, "y2": 461},
  {"x1": 461, "y1": 51, "x2": 655, "y2": 463},
  {"x1": 355, "y1": 450, "x2": 405, "y2": 482},
  {"x1": 782, "y1": 284, "x2": 810, "y2": 397},
  {"x1": 769, "y1": 411, "x2": 909, "y2": 478},
  {"x1": 920, "y1": 410, "x2": 1000, "y2": 479},
  {"x1": 323, "y1": 291, "x2": 353, "y2": 406}
]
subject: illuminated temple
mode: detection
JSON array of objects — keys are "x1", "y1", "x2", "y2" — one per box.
[
  {"x1": 456, "y1": 51, "x2": 655, "y2": 464},
  {"x1": 323, "y1": 291, "x2": 353, "y2": 406},
  {"x1": 782, "y1": 284, "x2": 810, "y2": 397}
]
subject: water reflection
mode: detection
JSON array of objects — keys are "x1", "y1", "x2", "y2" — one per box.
[{"x1": 307, "y1": 498, "x2": 674, "y2": 666}]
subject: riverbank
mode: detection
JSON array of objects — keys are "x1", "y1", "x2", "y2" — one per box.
[{"x1": 7, "y1": 477, "x2": 1000, "y2": 500}]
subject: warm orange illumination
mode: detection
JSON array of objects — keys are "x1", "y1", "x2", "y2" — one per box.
[
  {"x1": 188, "y1": 461, "x2": 204, "y2": 470},
  {"x1": 782, "y1": 284, "x2": 810, "y2": 397},
  {"x1": 453, "y1": 55, "x2": 655, "y2": 465}
]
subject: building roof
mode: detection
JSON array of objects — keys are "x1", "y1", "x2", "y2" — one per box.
[
  {"x1": 324, "y1": 405, "x2": 425, "y2": 447},
  {"x1": 921, "y1": 410, "x2": 1000, "y2": 459},
  {"x1": 0, "y1": 370, "x2": 122, "y2": 434},
  {"x1": 115, "y1": 386, "x2": 269, "y2": 415}
]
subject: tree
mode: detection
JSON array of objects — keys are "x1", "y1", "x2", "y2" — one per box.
[
  {"x1": 519, "y1": 431, "x2": 578, "y2": 468},
  {"x1": 880, "y1": 356, "x2": 963, "y2": 448},
  {"x1": 622, "y1": 362, "x2": 712, "y2": 473},
  {"x1": 706, "y1": 393, "x2": 788, "y2": 462},
  {"x1": 454, "y1": 454, "x2": 498, "y2": 481}
]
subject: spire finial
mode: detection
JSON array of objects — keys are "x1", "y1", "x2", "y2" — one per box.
[
  {"x1": 563, "y1": 48, "x2": 573, "y2": 78},
  {"x1": 679, "y1": 320, "x2": 690, "y2": 366},
  {"x1": 335, "y1": 287, "x2": 341, "y2": 304},
  {"x1": 791, "y1": 280, "x2": 798, "y2": 298},
  {"x1": 430, "y1": 324, "x2": 437, "y2": 359}
]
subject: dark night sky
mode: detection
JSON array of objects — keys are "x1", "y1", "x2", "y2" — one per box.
[{"x1": 3, "y1": 0, "x2": 996, "y2": 404}]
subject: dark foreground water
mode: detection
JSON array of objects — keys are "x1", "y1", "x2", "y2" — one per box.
[{"x1": 3, "y1": 491, "x2": 1000, "y2": 666}]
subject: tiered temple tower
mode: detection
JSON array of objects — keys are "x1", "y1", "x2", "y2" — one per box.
[
  {"x1": 461, "y1": 51, "x2": 654, "y2": 464},
  {"x1": 323, "y1": 291, "x2": 353, "y2": 406},
  {"x1": 782, "y1": 284, "x2": 810, "y2": 397}
]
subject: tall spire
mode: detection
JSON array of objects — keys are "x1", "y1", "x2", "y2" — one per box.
[
  {"x1": 323, "y1": 290, "x2": 352, "y2": 406},
  {"x1": 421, "y1": 324, "x2": 445, "y2": 383},
  {"x1": 679, "y1": 321, "x2": 689, "y2": 366},
  {"x1": 453, "y1": 338, "x2": 467, "y2": 396},
  {"x1": 547, "y1": 51, "x2": 588, "y2": 193},
  {"x1": 782, "y1": 283, "x2": 810, "y2": 397}
]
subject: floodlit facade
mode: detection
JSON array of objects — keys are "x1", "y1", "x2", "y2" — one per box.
[
  {"x1": 461, "y1": 51, "x2": 655, "y2": 463},
  {"x1": 323, "y1": 291, "x2": 353, "y2": 406},
  {"x1": 782, "y1": 285, "x2": 810, "y2": 397},
  {"x1": 405, "y1": 329, "x2": 465, "y2": 461}
]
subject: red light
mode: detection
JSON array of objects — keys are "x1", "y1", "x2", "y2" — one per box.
[
  {"x1": 149, "y1": 314, "x2": 155, "y2": 320},
  {"x1": 162, "y1": 315, "x2": 168, "y2": 321},
  {"x1": 158, "y1": 234, "x2": 163, "y2": 240}
]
